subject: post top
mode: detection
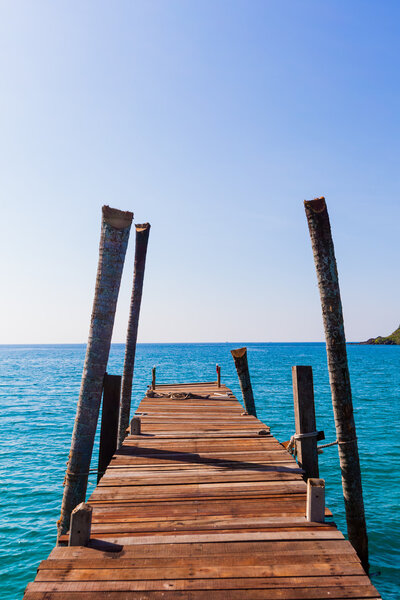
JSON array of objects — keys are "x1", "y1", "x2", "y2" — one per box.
[
  {"x1": 135, "y1": 222, "x2": 151, "y2": 232},
  {"x1": 307, "y1": 478, "x2": 325, "y2": 488},
  {"x1": 231, "y1": 347, "x2": 247, "y2": 359},
  {"x1": 72, "y1": 502, "x2": 92, "y2": 514},
  {"x1": 304, "y1": 197, "x2": 326, "y2": 213},
  {"x1": 102, "y1": 206, "x2": 134, "y2": 229}
]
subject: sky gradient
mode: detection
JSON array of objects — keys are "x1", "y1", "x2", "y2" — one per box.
[{"x1": 1, "y1": 0, "x2": 399, "y2": 343}]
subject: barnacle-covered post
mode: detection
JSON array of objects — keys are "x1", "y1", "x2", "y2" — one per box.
[
  {"x1": 118, "y1": 223, "x2": 150, "y2": 447},
  {"x1": 304, "y1": 196, "x2": 368, "y2": 572},
  {"x1": 58, "y1": 206, "x2": 133, "y2": 539}
]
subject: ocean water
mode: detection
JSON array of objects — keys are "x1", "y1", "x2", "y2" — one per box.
[{"x1": 0, "y1": 342, "x2": 399, "y2": 599}]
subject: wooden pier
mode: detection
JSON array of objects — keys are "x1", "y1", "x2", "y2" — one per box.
[{"x1": 24, "y1": 381, "x2": 380, "y2": 599}]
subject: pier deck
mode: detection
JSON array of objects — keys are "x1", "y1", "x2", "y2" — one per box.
[{"x1": 24, "y1": 381, "x2": 380, "y2": 599}]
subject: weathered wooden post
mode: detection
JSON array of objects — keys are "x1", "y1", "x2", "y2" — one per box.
[
  {"x1": 118, "y1": 223, "x2": 151, "y2": 447},
  {"x1": 151, "y1": 366, "x2": 156, "y2": 390},
  {"x1": 58, "y1": 206, "x2": 133, "y2": 540},
  {"x1": 231, "y1": 347, "x2": 257, "y2": 417},
  {"x1": 306, "y1": 478, "x2": 325, "y2": 523},
  {"x1": 304, "y1": 196, "x2": 369, "y2": 572},
  {"x1": 130, "y1": 416, "x2": 141, "y2": 435},
  {"x1": 69, "y1": 502, "x2": 92, "y2": 546},
  {"x1": 216, "y1": 364, "x2": 221, "y2": 387},
  {"x1": 97, "y1": 374, "x2": 121, "y2": 483},
  {"x1": 292, "y1": 366, "x2": 319, "y2": 479}
]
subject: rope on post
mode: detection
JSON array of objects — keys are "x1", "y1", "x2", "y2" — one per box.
[
  {"x1": 287, "y1": 430, "x2": 325, "y2": 457},
  {"x1": 288, "y1": 435, "x2": 344, "y2": 455}
]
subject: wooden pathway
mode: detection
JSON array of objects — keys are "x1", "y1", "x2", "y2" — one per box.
[{"x1": 24, "y1": 381, "x2": 381, "y2": 599}]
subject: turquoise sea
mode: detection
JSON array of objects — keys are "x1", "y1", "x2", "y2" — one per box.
[{"x1": 0, "y1": 343, "x2": 399, "y2": 599}]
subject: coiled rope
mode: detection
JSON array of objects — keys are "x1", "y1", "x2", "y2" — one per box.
[{"x1": 146, "y1": 391, "x2": 210, "y2": 400}]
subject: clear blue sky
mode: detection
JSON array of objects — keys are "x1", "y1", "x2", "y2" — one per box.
[{"x1": 1, "y1": 1, "x2": 399, "y2": 343}]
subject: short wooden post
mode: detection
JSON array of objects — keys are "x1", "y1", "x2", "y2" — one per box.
[
  {"x1": 118, "y1": 223, "x2": 151, "y2": 448},
  {"x1": 58, "y1": 206, "x2": 133, "y2": 540},
  {"x1": 130, "y1": 416, "x2": 141, "y2": 435},
  {"x1": 305, "y1": 196, "x2": 369, "y2": 572},
  {"x1": 69, "y1": 502, "x2": 92, "y2": 546},
  {"x1": 97, "y1": 374, "x2": 121, "y2": 483},
  {"x1": 151, "y1": 366, "x2": 156, "y2": 390},
  {"x1": 216, "y1": 364, "x2": 221, "y2": 387},
  {"x1": 231, "y1": 347, "x2": 257, "y2": 417},
  {"x1": 292, "y1": 366, "x2": 319, "y2": 479},
  {"x1": 306, "y1": 478, "x2": 325, "y2": 522}
]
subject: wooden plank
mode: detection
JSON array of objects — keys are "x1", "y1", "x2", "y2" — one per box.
[
  {"x1": 36, "y1": 565, "x2": 366, "y2": 580},
  {"x1": 40, "y1": 552, "x2": 361, "y2": 569},
  {"x1": 88, "y1": 518, "x2": 336, "y2": 535},
  {"x1": 25, "y1": 583, "x2": 380, "y2": 597},
  {"x1": 89, "y1": 500, "x2": 330, "y2": 521},
  {"x1": 89, "y1": 481, "x2": 307, "y2": 501},
  {"x1": 121, "y1": 438, "x2": 280, "y2": 448},
  {"x1": 98, "y1": 471, "x2": 303, "y2": 486},
  {"x1": 112, "y1": 450, "x2": 293, "y2": 461},
  {"x1": 60, "y1": 530, "x2": 345, "y2": 545},
  {"x1": 47, "y1": 539, "x2": 361, "y2": 559},
  {"x1": 104, "y1": 464, "x2": 303, "y2": 474},
  {"x1": 125, "y1": 433, "x2": 272, "y2": 439},
  {"x1": 24, "y1": 594, "x2": 381, "y2": 600}
]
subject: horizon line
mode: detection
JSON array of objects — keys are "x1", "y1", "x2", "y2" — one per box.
[{"x1": 0, "y1": 341, "x2": 369, "y2": 346}]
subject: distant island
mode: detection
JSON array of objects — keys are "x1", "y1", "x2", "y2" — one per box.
[{"x1": 361, "y1": 325, "x2": 400, "y2": 345}]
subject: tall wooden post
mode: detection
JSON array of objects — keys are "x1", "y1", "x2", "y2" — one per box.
[
  {"x1": 304, "y1": 196, "x2": 368, "y2": 572},
  {"x1": 151, "y1": 366, "x2": 156, "y2": 390},
  {"x1": 231, "y1": 347, "x2": 257, "y2": 417},
  {"x1": 216, "y1": 364, "x2": 221, "y2": 387},
  {"x1": 97, "y1": 374, "x2": 121, "y2": 483},
  {"x1": 292, "y1": 366, "x2": 319, "y2": 479},
  {"x1": 58, "y1": 206, "x2": 133, "y2": 539},
  {"x1": 118, "y1": 223, "x2": 150, "y2": 447}
]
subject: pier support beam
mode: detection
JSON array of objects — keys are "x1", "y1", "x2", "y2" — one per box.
[
  {"x1": 304, "y1": 196, "x2": 368, "y2": 572},
  {"x1": 97, "y1": 374, "x2": 121, "y2": 483},
  {"x1": 231, "y1": 347, "x2": 257, "y2": 417},
  {"x1": 58, "y1": 206, "x2": 133, "y2": 539},
  {"x1": 292, "y1": 366, "x2": 319, "y2": 479},
  {"x1": 118, "y1": 223, "x2": 151, "y2": 448},
  {"x1": 151, "y1": 366, "x2": 156, "y2": 390},
  {"x1": 216, "y1": 364, "x2": 221, "y2": 387}
]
